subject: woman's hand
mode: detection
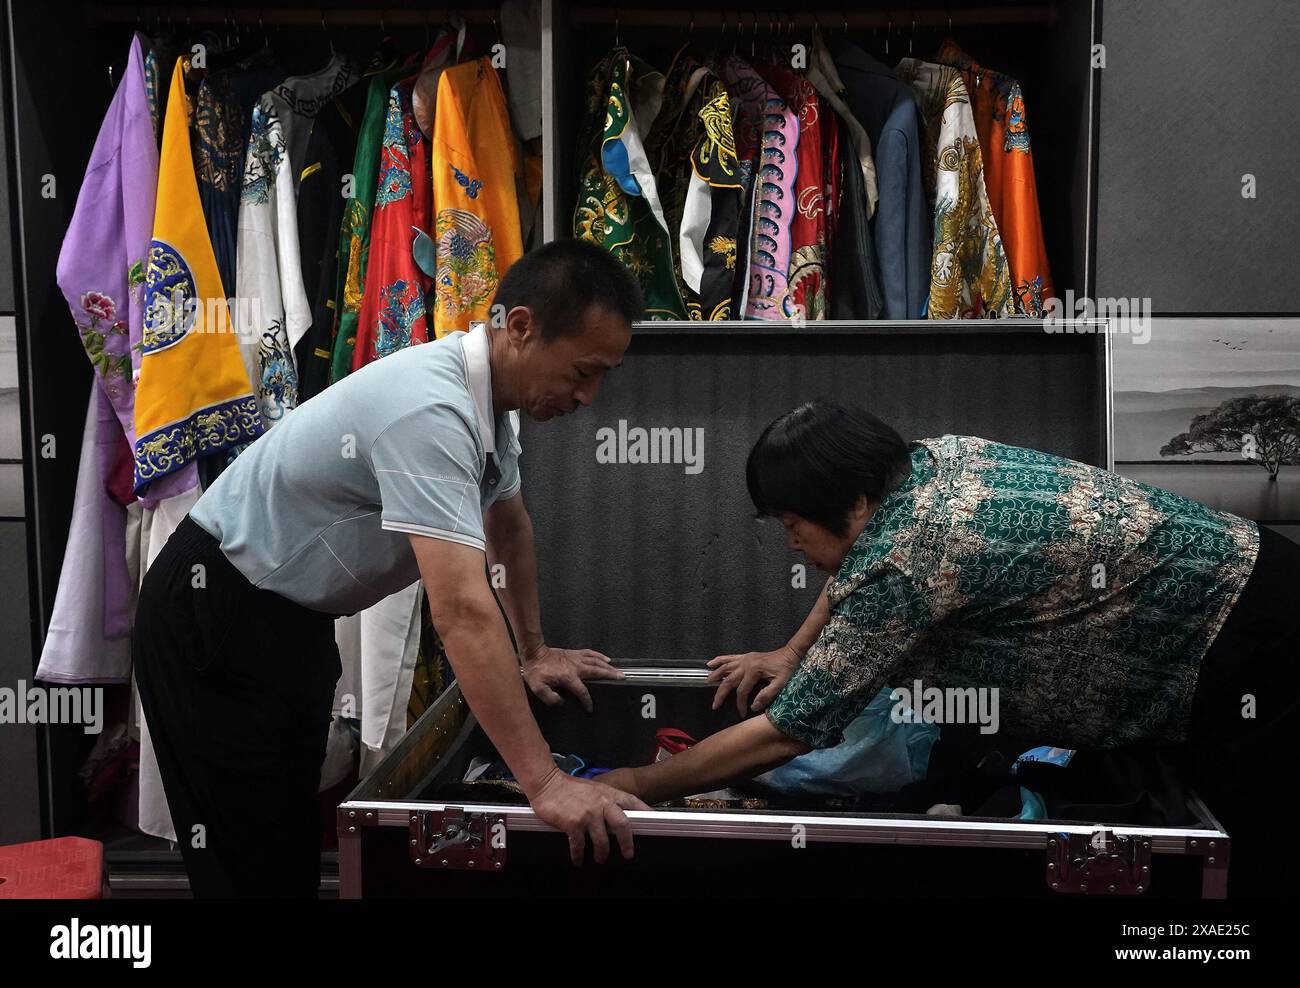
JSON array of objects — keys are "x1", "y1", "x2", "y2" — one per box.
[{"x1": 706, "y1": 645, "x2": 802, "y2": 716}]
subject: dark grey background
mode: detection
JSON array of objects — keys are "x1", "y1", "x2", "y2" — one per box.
[
  {"x1": 521, "y1": 330, "x2": 1103, "y2": 660},
  {"x1": 0, "y1": 16, "x2": 38, "y2": 844},
  {"x1": 1095, "y1": 0, "x2": 1300, "y2": 313}
]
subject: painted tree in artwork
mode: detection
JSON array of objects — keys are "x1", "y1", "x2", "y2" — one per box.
[{"x1": 1161, "y1": 395, "x2": 1300, "y2": 482}]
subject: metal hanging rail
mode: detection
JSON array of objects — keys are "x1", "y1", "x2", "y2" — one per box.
[
  {"x1": 86, "y1": 5, "x2": 501, "y2": 26},
  {"x1": 569, "y1": 6, "x2": 1056, "y2": 29}
]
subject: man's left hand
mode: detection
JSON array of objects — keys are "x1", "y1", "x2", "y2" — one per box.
[{"x1": 522, "y1": 645, "x2": 624, "y2": 712}]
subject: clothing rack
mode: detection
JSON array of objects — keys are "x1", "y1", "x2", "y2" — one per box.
[
  {"x1": 569, "y1": 6, "x2": 1057, "y2": 29},
  {"x1": 86, "y1": 5, "x2": 501, "y2": 27}
]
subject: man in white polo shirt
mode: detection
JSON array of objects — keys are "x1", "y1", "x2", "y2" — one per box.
[{"x1": 134, "y1": 241, "x2": 647, "y2": 897}]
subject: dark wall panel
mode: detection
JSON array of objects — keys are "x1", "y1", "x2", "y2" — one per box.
[
  {"x1": 521, "y1": 332, "x2": 1102, "y2": 662},
  {"x1": 1096, "y1": 0, "x2": 1300, "y2": 312},
  {"x1": 0, "y1": 521, "x2": 40, "y2": 843}
]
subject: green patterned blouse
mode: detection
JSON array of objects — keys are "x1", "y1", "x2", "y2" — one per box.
[{"x1": 766, "y1": 436, "x2": 1259, "y2": 751}]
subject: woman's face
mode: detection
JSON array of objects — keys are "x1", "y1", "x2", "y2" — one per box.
[{"x1": 776, "y1": 512, "x2": 855, "y2": 573}]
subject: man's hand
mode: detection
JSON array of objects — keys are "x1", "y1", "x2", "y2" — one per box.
[
  {"x1": 528, "y1": 768, "x2": 650, "y2": 866},
  {"x1": 707, "y1": 645, "x2": 801, "y2": 716},
  {"x1": 522, "y1": 644, "x2": 623, "y2": 712}
]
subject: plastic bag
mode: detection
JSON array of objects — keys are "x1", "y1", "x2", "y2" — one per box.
[{"x1": 754, "y1": 687, "x2": 940, "y2": 796}]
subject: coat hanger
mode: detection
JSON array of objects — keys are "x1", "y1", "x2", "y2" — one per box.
[{"x1": 320, "y1": 9, "x2": 336, "y2": 57}]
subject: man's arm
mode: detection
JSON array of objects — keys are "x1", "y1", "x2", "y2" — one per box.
[
  {"x1": 410, "y1": 534, "x2": 648, "y2": 864},
  {"x1": 484, "y1": 491, "x2": 543, "y2": 657},
  {"x1": 484, "y1": 492, "x2": 622, "y2": 710},
  {"x1": 605, "y1": 715, "x2": 812, "y2": 805},
  {"x1": 413, "y1": 533, "x2": 556, "y2": 795}
]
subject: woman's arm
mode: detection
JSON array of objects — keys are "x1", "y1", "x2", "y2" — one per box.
[
  {"x1": 788, "y1": 576, "x2": 833, "y2": 658},
  {"x1": 605, "y1": 715, "x2": 813, "y2": 805}
]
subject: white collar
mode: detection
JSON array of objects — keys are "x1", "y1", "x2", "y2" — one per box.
[
  {"x1": 461, "y1": 322, "x2": 520, "y2": 455},
  {"x1": 460, "y1": 322, "x2": 498, "y2": 453}
]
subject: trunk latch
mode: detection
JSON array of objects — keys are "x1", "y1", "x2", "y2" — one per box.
[
  {"x1": 1047, "y1": 830, "x2": 1151, "y2": 894},
  {"x1": 409, "y1": 807, "x2": 507, "y2": 871}
]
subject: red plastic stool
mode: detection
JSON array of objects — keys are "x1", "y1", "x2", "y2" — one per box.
[{"x1": 0, "y1": 837, "x2": 107, "y2": 899}]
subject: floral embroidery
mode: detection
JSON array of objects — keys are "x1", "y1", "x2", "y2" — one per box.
[
  {"x1": 434, "y1": 208, "x2": 498, "y2": 320},
  {"x1": 76, "y1": 291, "x2": 132, "y2": 397},
  {"x1": 1002, "y1": 84, "x2": 1031, "y2": 154},
  {"x1": 82, "y1": 291, "x2": 115, "y2": 323},
  {"x1": 376, "y1": 280, "x2": 424, "y2": 358},
  {"x1": 128, "y1": 258, "x2": 146, "y2": 300},
  {"x1": 374, "y1": 91, "x2": 412, "y2": 209}
]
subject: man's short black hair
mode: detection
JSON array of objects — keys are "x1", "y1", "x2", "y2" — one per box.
[
  {"x1": 493, "y1": 239, "x2": 645, "y2": 339},
  {"x1": 746, "y1": 400, "x2": 913, "y2": 536}
]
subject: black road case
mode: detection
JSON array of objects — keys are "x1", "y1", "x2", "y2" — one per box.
[{"x1": 338, "y1": 665, "x2": 1230, "y2": 898}]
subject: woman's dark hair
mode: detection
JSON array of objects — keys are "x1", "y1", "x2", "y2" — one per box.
[
  {"x1": 746, "y1": 401, "x2": 913, "y2": 536},
  {"x1": 493, "y1": 239, "x2": 645, "y2": 339}
]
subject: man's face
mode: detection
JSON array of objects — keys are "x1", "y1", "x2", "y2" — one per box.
[{"x1": 511, "y1": 303, "x2": 631, "y2": 421}]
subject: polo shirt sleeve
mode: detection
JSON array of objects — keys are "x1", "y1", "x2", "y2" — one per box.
[
  {"x1": 766, "y1": 567, "x2": 931, "y2": 749},
  {"x1": 371, "y1": 405, "x2": 487, "y2": 551}
]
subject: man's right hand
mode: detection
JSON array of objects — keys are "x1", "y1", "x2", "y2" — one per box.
[
  {"x1": 707, "y1": 645, "x2": 801, "y2": 716},
  {"x1": 527, "y1": 768, "x2": 651, "y2": 866}
]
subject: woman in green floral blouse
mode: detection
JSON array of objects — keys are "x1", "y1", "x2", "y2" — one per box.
[{"x1": 600, "y1": 400, "x2": 1299, "y2": 897}]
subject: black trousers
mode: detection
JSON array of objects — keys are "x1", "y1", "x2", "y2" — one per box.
[
  {"x1": 134, "y1": 515, "x2": 341, "y2": 898},
  {"x1": 1185, "y1": 524, "x2": 1300, "y2": 898}
]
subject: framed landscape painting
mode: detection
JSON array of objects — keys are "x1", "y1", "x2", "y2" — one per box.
[{"x1": 1112, "y1": 318, "x2": 1300, "y2": 525}]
